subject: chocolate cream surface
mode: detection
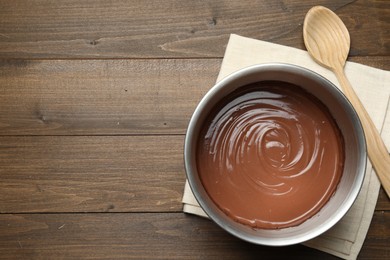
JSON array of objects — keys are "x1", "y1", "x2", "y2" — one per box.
[{"x1": 196, "y1": 82, "x2": 344, "y2": 229}]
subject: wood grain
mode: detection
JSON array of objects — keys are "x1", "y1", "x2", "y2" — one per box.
[
  {"x1": 349, "y1": 56, "x2": 390, "y2": 71},
  {"x1": 1, "y1": 135, "x2": 389, "y2": 214},
  {"x1": 0, "y1": 57, "x2": 388, "y2": 136},
  {"x1": 377, "y1": 189, "x2": 390, "y2": 210},
  {"x1": 0, "y1": 136, "x2": 185, "y2": 213},
  {"x1": 0, "y1": 59, "x2": 220, "y2": 135},
  {"x1": 0, "y1": 0, "x2": 388, "y2": 58},
  {"x1": 0, "y1": 212, "x2": 388, "y2": 259},
  {"x1": 360, "y1": 211, "x2": 390, "y2": 259}
]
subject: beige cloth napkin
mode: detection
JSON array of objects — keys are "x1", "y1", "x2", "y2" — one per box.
[{"x1": 182, "y1": 34, "x2": 390, "y2": 260}]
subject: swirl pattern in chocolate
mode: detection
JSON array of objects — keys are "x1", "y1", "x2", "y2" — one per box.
[{"x1": 197, "y1": 82, "x2": 344, "y2": 229}]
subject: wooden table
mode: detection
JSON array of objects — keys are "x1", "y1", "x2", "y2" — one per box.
[{"x1": 0, "y1": 1, "x2": 388, "y2": 259}]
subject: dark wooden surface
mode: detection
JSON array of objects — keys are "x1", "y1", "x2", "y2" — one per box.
[{"x1": 0, "y1": 0, "x2": 389, "y2": 259}]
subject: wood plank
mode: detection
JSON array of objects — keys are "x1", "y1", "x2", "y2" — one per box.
[
  {"x1": 1, "y1": 135, "x2": 389, "y2": 214},
  {"x1": 0, "y1": 59, "x2": 220, "y2": 135},
  {"x1": 0, "y1": 213, "x2": 338, "y2": 259},
  {"x1": 0, "y1": 0, "x2": 388, "y2": 58},
  {"x1": 0, "y1": 57, "x2": 388, "y2": 136},
  {"x1": 359, "y1": 211, "x2": 390, "y2": 259},
  {"x1": 376, "y1": 188, "x2": 390, "y2": 211},
  {"x1": 0, "y1": 212, "x2": 388, "y2": 259},
  {"x1": 0, "y1": 136, "x2": 185, "y2": 213}
]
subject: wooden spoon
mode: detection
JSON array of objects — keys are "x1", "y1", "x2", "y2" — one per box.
[{"x1": 303, "y1": 6, "x2": 390, "y2": 198}]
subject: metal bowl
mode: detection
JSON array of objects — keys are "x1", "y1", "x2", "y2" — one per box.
[{"x1": 184, "y1": 63, "x2": 366, "y2": 246}]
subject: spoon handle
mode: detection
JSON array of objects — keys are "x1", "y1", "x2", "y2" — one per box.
[{"x1": 334, "y1": 67, "x2": 390, "y2": 198}]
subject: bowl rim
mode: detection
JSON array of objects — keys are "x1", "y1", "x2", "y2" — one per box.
[{"x1": 184, "y1": 62, "x2": 367, "y2": 246}]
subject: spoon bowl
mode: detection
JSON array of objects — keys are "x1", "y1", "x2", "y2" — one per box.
[{"x1": 303, "y1": 6, "x2": 350, "y2": 71}]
